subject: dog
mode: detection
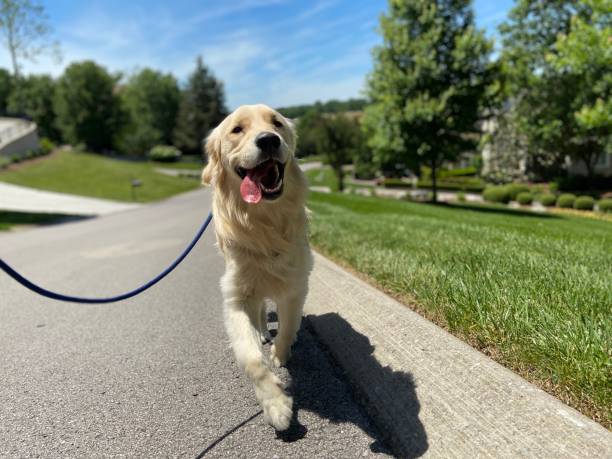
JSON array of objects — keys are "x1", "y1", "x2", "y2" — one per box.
[{"x1": 202, "y1": 104, "x2": 313, "y2": 431}]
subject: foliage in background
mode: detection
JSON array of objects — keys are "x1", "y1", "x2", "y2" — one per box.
[
  {"x1": 53, "y1": 61, "x2": 124, "y2": 152},
  {"x1": 499, "y1": 0, "x2": 609, "y2": 180},
  {"x1": 0, "y1": 0, "x2": 60, "y2": 78},
  {"x1": 7, "y1": 74, "x2": 59, "y2": 140},
  {"x1": 0, "y1": 67, "x2": 12, "y2": 113},
  {"x1": 277, "y1": 98, "x2": 367, "y2": 119},
  {"x1": 173, "y1": 56, "x2": 227, "y2": 155},
  {"x1": 148, "y1": 145, "x2": 182, "y2": 163},
  {"x1": 117, "y1": 68, "x2": 180, "y2": 156},
  {"x1": 314, "y1": 114, "x2": 361, "y2": 191},
  {"x1": 363, "y1": 0, "x2": 495, "y2": 202}
]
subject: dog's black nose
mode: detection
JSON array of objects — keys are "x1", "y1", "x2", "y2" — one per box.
[{"x1": 255, "y1": 132, "x2": 280, "y2": 153}]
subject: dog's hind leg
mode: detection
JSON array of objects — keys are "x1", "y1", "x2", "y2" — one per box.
[
  {"x1": 271, "y1": 289, "x2": 306, "y2": 368},
  {"x1": 222, "y1": 287, "x2": 292, "y2": 431}
]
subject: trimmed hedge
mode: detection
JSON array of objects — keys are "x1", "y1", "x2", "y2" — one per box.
[
  {"x1": 516, "y1": 192, "x2": 533, "y2": 205},
  {"x1": 597, "y1": 198, "x2": 612, "y2": 213},
  {"x1": 556, "y1": 193, "x2": 576, "y2": 208},
  {"x1": 574, "y1": 196, "x2": 595, "y2": 211},
  {"x1": 537, "y1": 193, "x2": 557, "y2": 207},
  {"x1": 149, "y1": 145, "x2": 182, "y2": 162},
  {"x1": 507, "y1": 184, "x2": 531, "y2": 201},
  {"x1": 483, "y1": 186, "x2": 511, "y2": 204}
]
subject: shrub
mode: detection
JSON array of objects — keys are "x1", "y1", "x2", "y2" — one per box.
[
  {"x1": 0, "y1": 157, "x2": 10, "y2": 168},
  {"x1": 537, "y1": 193, "x2": 557, "y2": 207},
  {"x1": 516, "y1": 192, "x2": 533, "y2": 205},
  {"x1": 597, "y1": 198, "x2": 612, "y2": 213},
  {"x1": 439, "y1": 166, "x2": 477, "y2": 178},
  {"x1": 483, "y1": 186, "x2": 511, "y2": 204},
  {"x1": 573, "y1": 196, "x2": 595, "y2": 211},
  {"x1": 457, "y1": 191, "x2": 466, "y2": 202},
  {"x1": 507, "y1": 183, "x2": 531, "y2": 201},
  {"x1": 148, "y1": 145, "x2": 182, "y2": 162},
  {"x1": 39, "y1": 137, "x2": 56, "y2": 155},
  {"x1": 556, "y1": 193, "x2": 576, "y2": 208}
]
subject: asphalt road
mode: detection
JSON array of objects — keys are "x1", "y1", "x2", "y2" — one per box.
[{"x1": 0, "y1": 188, "x2": 391, "y2": 458}]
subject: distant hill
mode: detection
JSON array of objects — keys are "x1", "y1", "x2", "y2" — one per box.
[{"x1": 277, "y1": 98, "x2": 367, "y2": 119}]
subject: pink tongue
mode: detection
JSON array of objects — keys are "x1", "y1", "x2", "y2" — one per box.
[{"x1": 240, "y1": 174, "x2": 262, "y2": 204}]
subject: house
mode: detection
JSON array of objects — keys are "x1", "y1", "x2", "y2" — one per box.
[{"x1": 0, "y1": 117, "x2": 40, "y2": 159}]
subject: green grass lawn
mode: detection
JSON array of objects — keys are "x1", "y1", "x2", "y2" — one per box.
[
  {"x1": 305, "y1": 167, "x2": 339, "y2": 191},
  {"x1": 308, "y1": 192, "x2": 611, "y2": 426},
  {"x1": 0, "y1": 150, "x2": 201, "y2": 202}
]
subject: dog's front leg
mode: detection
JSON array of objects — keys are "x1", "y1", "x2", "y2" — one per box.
[
  {"x1": 224, "y1": 297, "x2": 293, "y2": 431},
  {"x1": 271, "y1": 289, "x2": 306, "y2": 368}
]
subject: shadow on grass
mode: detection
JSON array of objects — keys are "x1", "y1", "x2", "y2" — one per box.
[
  {"x1": 429, "y1": 202, "x2": 560, "y2": 219},
  {"x1": 0, "y1": 211, "x2": 91, "y2": 230}
]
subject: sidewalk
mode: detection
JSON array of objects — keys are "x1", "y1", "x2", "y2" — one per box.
[
  {"x1": 0, "y1": 182, "x2": 141, "y2": 216},
  {"x1": 305, "y1": 252, "x2": 611, "y2": 458}
]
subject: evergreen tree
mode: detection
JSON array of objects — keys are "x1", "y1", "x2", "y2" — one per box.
[
  {"x1": 117, "y1": 68, "x2": 180, "y2": 155},
  {"x1": 363, "y1": 0, "x2": 494, "y2": 201},
  {"x1": 54, "y1": 61, "x2": 124, "y2": 152},
  {"x1": 174, "y1": 56, "x2": 227, "y2": 155}
]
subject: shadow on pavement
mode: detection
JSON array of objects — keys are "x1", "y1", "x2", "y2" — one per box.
[{"x1": 280, "y1": 312, "x2": 428, "y2": 458}]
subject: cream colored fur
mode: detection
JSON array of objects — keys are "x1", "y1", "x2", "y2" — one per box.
[{"x1": 202, "y1": 104, "x2": 312, "y2": 431}]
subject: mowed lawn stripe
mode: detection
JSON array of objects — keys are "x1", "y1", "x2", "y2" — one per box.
[
  {"x1": 0, "y1": 150, "x2": 201, "y2": 202},
  {"x1": 308, "y1": 192, "x2": 611, "y2": 426}
]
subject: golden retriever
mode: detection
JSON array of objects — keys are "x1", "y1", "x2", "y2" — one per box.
[{"x1": 202, "y1": 104, "x2": 312, "y2": 431}]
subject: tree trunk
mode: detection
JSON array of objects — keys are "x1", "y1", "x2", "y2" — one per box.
[
  {"x1": 431, "y1": 158, "x2": 438, "y2": 203},
  {"x1": 336, "y1": 166, "x2": 344, "y2": 192},
  {"x1": 582, "y1": 156, "x2": 595, "y2": 182}
]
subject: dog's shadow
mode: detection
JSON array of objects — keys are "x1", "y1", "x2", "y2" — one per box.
[{"x1": 269, "y1": 311, "x2": 428, "y2": 458}]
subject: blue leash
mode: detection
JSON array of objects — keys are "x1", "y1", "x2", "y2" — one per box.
[{"x1": 0, "y1": 212, "x2": 213, "y2": 304}]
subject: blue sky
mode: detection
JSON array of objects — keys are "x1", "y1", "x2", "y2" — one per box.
[{"x1": 1, "y1": 0, "x2": 514, "y2": 109}]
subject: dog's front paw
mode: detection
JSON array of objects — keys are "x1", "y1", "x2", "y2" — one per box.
[
  {"x1": 270, "y1": 343, "x2": 291, "y2": 368},
  {"x1": 262, "y1": 391, "x2": 293, "y2": 431},
  {"x1": 254, "y1": 373, "x2": 293, "y2": 431}
]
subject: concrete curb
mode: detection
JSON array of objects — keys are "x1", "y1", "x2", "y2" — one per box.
[{"x1": 304, "y1": 252, "x2": 611, "y2": 458}]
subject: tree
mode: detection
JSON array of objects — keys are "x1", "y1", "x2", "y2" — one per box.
[
  {"x1": 0, "y1": 0, "x2": 59, "y2": 78},
  {"x1": 7, "y1": 74, "x2": 59, "y2": 140},
  {"x1": 54, "y1": 61, "x2": 124, "y2": 152},
  {"x1": 174, "y1": 56, "x2": 227, "y2": 155},
  {"x1": 0, "y1": 67, "x2": 12, "y2": 114},
  {"x1": 296, "y1": 108, "x2": 325, "y2": 157},
  {"x1": 117, "y1": 68, "x2": 180, "y2": 155},
  {"x1": 499, "y1": 0, "x2": 608, "y2": 180},
  {"x1": 314, "y1": 114, "x2": 361, "y2": 191},
  {"x1": 363, "y1": 0, "x2": 494, "y2": 202}
]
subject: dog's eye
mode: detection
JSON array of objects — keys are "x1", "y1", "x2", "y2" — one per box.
[
  {"x1": 273, "y1": 120, "x2": 283, "y2": 128},
  {"x1": 232, "y1": 126, "x2": 243, "y2": 134}
]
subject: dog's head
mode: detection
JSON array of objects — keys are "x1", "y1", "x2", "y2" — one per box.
[{"x1": 202, "y1": 104, "x2": 296, "y2": 204}]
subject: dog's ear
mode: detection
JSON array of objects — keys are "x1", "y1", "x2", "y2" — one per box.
[{"x1": 202, "y1": 128, "x2": 222, "y2": 185}]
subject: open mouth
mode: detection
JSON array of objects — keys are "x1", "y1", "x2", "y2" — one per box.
[{"x1": 236, "y1": 159, "x2": 285, "y2": 204}]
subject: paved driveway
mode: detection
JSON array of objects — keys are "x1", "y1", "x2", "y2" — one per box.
[{"x1": 0, "y1": 188, "x2": 389, "y2": 458}]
